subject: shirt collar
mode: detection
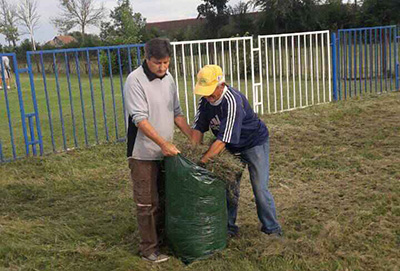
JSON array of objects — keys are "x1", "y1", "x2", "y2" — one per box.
[{"x1": 142, "y1": 60, "x2": 167, "y2": 81}]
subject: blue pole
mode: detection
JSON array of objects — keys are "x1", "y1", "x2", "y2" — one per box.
[
  {"x1": 64, "y1": 52, "x2": 78, "y2": 148},
  {"x1": 117, "y1": 48, "x2": 127, "y2": 131},
  {"x1": 389, "y1": 27, "x2": 392, "y2": 90},
  {"x1": 9, "y1": 55, "x2": 30, "y2": 157},
  {"x1": 127, "y1": 48, "x2": 132, "y2": 73},
  {"x1": 97, "y1": 50, "x2": 109, "y2": 142},
  {"x1": 384, "y1": 28, "x2": 388, "y2": 92},
  {"x1": 338, "y1": 31, "x2": 341, "y2": 100},
  {"x1": 74, "y1": 51, "x2": 89, "y2": 146},
  {"x1": 370, "y1": 29, "x2": 373, "y2": 93},
  {"x1": 136, "y1": 47, "x2": 142, "y2": 66},
  {"x1": 395, "y1": 26, "x2": 399, "y2": 90},
  {"x1": 1, "y1": 60, "x2": 17, "y2": 160},
  {"x1": 40, "y1": 53, "x2": 56, "y2": 152},
  {"x1": 364, "y1": 29, "x2": 367, "y2": 93},
  {"x1": 107, "y1": 49, "x2": 119, "y2": 140},
  {"x1": 359, "y1": 30, "x2": 362, "y2": 95},
  {"x1": 332, "y1": 33, "x2": 338, "y2": 101},
  {"x1": 52, "y1": 53, "x2": 67, "y2": 151},
  {"x1": 26, "y1": 53, "x2": 43, "y2": 156},
  {"x1": 344, "y1": 32, "x2": 347, "y2": 99},
  {"x1": 375, "y1": 28, "x2": 378, "y2": 93},
  {"x1": 348, "y1": 31, "x2": 352, "y2": 97},
  {"x1": 86, "y1": 50, "x2": 99, "y2": 144}
]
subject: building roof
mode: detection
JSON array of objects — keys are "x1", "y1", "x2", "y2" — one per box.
[{"x1": 46, "y1": 35, "x2": 77, "y2": 47}]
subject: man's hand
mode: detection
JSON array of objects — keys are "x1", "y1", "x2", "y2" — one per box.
[{"x1": 160, "y1": 141, "x2": 180, "y2": 156}]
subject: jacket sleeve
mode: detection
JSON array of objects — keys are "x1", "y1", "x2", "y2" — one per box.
[
  {"x1": 192, "y1": 98, "x2": 209, "y2": 133},
  {"x1": 124, "y1": 74, "x2": 148, "y2": 126}
]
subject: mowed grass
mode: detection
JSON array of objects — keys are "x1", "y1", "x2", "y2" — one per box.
[{"x1": 1, "y1": 92, "x2": 399, "y2": 270}]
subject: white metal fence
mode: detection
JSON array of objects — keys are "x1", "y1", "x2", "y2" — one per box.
[
  {"x1": 256, "y1": 30, "x2": 332, "y2": 114},
  {"x1": 169, "y1": 31, "x2": 332, "y2": 122},
  {"x1": 170, "y1": 37, "x2": 253, "y2": 121}
]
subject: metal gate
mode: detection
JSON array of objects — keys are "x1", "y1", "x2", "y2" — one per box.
[
  {"x1": 0, "y1": 53, "x2": 42, "y2": 162},
  {"x1": 336, "y1": 25, "x2": 399, "y2": 99}
]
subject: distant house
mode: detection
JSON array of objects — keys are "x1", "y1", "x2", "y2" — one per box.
[{"x1": 46, "y1": 35, "x2": 77, "y2": 47}]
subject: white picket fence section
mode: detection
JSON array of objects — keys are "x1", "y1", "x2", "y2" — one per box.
[
  {"x1": 169, "y1": 31, "x2": 332, "y2": 122},
  {"x1": 256, "y1": 30, "x2": 332, "y2": 114},
  {"x1": 170, "y1": 37, "x2": 253, "y2": 121}
]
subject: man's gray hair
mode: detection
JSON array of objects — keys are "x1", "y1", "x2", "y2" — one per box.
[{"x1": 145, "y1": 38, "x2": 171, "y2": 60}]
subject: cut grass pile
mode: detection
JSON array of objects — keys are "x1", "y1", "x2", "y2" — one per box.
[{"x1": 1, "y1": 92, "x2": 399, "y2": 270}]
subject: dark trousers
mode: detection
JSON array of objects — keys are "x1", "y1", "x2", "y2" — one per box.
[{"x1": 129, "y1": 159, "x2": 165, "y2": 257}]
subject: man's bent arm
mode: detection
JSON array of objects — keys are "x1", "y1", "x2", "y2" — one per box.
[
  {"x1": 137, "y1": 119, "x2": 180, "y2": 156},
  {"x1": 191, "y1": 129, "x2": 204, "y2": 145},
  {"x1": 200, "y1": 139, "x2": 226, "y2": 163},
  {"x1": 174, "y1": 115, "x2": 193, "y2": 139}
]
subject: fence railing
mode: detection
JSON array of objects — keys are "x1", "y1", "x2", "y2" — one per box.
[
  {"x1": 256, "y1": 30, "x2": 332, "y2": 114},
  {"x1": 1, "y1": 25, "x2": 399, "y2": 163},
  {"x1": 336, "y1": 25, "x2": 398, "y2": 99},
  {"x1": 25, "y1": 44, "x2": 145, "y2": 156}
]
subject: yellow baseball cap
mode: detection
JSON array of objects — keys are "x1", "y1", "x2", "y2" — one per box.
[{"x1": 194, "y1": 65, "x2": 224, "y2": 96}]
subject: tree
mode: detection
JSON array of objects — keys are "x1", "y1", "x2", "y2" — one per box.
[
  {"x1": 197, "y1": 0, "x2": 230, "y2": 38},
  {"x1": 251, "y1": 0, "x2": 319, "y2": 34},
  {"x1": 0, "y1": 0, "x2": 19, "y2": 47},
  {"x1": 360, "y1": 0, "x2": 400, "y2": 26},
  {"x1": 17, "y1": 0, "x2": 39, "y2": 50},
  {"x1": 228, "y1": 1, "x2": 255, "y2": 36},
  {"x1": 100, "y1": 0, "x2": 145, "y2": 45},
  {"x1": 51, "y1": 0, "x2": 105, "y2": 39}
]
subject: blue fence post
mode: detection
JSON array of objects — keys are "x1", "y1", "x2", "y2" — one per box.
[
  {"x1": 332, "y1": 32, "x2": 338, "y2": 101},
  {"x1": 396, "y1": 25, "x2": 399, "y2": 90},
  {"x1": 26, "y1": 52, "x2": 44, "y2": 156}
]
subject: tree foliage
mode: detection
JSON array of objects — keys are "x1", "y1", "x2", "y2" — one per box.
[
  {"x1": 100, "y1": 0, "x2": 145, "y2": 45},
  {"x1": 197, "y1": 0, "x2": 230, "y2": 38},
  {"x1": 0, "y1": 0, "x2": 19, "y2": 47},
  {"x1": 51, "y1": 0, "x2": 105, "y2": 38},
  {"x1": 17, "y1": 0, "x2": 40, "y2": 50}
]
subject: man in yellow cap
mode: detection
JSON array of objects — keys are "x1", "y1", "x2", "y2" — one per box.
[{"x1": 191, "y1": 65, "x2": 282, "y2": 237}]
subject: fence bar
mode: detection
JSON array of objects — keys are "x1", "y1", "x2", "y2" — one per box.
[
  {"x1": 40, "y1": 53, "x2": 56, "y2": 151},
  {"x1": 52, "y1": 53, "x2": 67, "y2": 150},
  {"x1": 303, "y1": 35, "x2": 308, "y2": 106},
  {"x1": 272, "y1": 37, "x2": 277, "y2": 112},
  {"x1": 370, "y1": 29, "x2": 373, "y2": 93},
  {"x1": 327, "y1": 32, "x2": 332, "y2": 102},
  {"x1": 1, "y1": 61, "x2": 16, "y2": 159},
  {"x1": 265, "y1": 38, "x2": 270, "y2": 113},
  {"x1": 316, "y1": 34, "x2": 320, "y2": 103},
  {"x1": 236, "y1": 40, "x2": 241, "y2": 93},
  {"x1": 332, "y1": 33, "x2": 338, "y2": 101},
  {"x1": 353, "y1": 31, "x2": 357, "y2": 94},
  {"x1": 127, "y1": 48, "x2": 132, "y2": 73},
  {"x1": 181, "y1": 44, "x2": 189, "y2": 120},
  {"x1": 75, "y1": 51, "x2": 89, "y2": 146},
  {"x1": 243, "y1": 41, "x2": 248, "y2": 99},
  {"x1": 395, "y1": 27, "x2": 399, "y2": 90},
  {"x1": 97, "y1": 50, "x2": 109, "y2": 141},
  {"x1": 229, "y1": 41, "x2": 233, "y2": 84},
  {"x1": 309, "y1": 34, "x2": 314, "y2": 104},
  {"x1": 86, "y1": 50, "x2": 99, "y2": 144},
  {"x1": 291, "y1": 36, "x2": 296, "y2": 107},
  {"x1": 64, "y1": 53, "x2": 78, "y2": 147},
  {"x1": 190, "y1": 44, "x2": 196, "y2": 116},
  {"x1": 106, "y1": 49, "x2": 119, "y2": 140},
  {"x1": 375, "y1": 29, "x2": 378, "y2": 93},
  {"x1": 173, "y1": 44, "x2": 180, "y2": 100},
  {"x1": 117, "y1": 49, "x2": 127, "y2": 130},
  {"x1": 285, "y1": 36, "x2": 290, "y2": 108},
  {"x1": 297, "y1": 35, "x2": 301, "y2": 108},
  {"x1": 322, "y1": 33, "x2": 326, "y2": 103},
  {"x1": 279, "y1": 37, "x2": 283, "y2": 111},
  {"x1": 380, "y1": 28, "x2": 383, "y2": 93},
  {"x1": 364, "y1": 29, "x2": 367, "y2": 93},
  {"x1": 389, "y1": 28, "x2": 392, "y2": 91},
  {"x1": 26, "y1": 54, "x2": 43, "y2": 155}
]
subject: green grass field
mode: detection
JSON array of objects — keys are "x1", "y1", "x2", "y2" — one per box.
[{"x1": 1, "y1": 91, "x2": 399, "y2": 270}]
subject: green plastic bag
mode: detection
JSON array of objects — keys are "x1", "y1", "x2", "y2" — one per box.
[{"x1": 164, "y1": 154, "x2": 227, "y2": 264}]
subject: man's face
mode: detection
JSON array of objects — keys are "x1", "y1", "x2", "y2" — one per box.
[
  {"x1": 147, "y1": 56, "x2": 170, "y2": 77},
  {"x1": 204, "y1": 84, "x2": 224, "y2": 104}
]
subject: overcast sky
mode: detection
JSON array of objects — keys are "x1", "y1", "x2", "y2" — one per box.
[{"x1": 0, "y1": 0, "x2": 245, "y2": 45}]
